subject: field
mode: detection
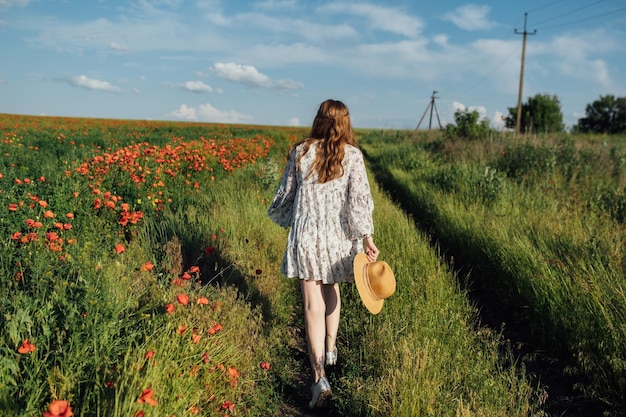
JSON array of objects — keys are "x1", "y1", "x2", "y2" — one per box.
[{"x1": 0, "y1": 114, "x2": 623, "y2": 416}]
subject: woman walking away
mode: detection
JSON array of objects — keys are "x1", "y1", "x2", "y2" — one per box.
[{"x1": 268, "y1": 99, "x2": 379, "y2": 409}]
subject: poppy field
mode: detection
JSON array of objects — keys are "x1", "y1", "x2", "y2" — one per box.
[{"x1": 0, "y1": 114, "x2": 304, "y2": 416}]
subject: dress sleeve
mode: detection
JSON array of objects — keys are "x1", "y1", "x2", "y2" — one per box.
[
  {"x1": 267, "y1": 150, "x2": 298, "y2": 228},
  {"x1": 347, "y1": 149, "x2": 374, "y2": 240}
]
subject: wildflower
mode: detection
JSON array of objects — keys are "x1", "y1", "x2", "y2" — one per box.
[
  {"x1": 189, "y1": 265, "x2": 200, "y2": 273},
  {"x1": 133, "y1": 411, "x2": 145, "y2": 417},
  {"x1": 8, "y1": 203, "x2": 18, "y2": 211},
  {"x1": 66, "y1": 212, "x2": 74, "y2": 219},
  {"x1": 43, "y1": 210, "x2": 55, "y2": 219},
  {"x1": 114, "y1": 243, "x2": 125, "y2": 254},
  {"x1": 11, "y1": 232, "x2": 21, "y2": 240},
  {"x1": 165, "y1": 303, "x2": 175, "y2": 314},
  {"x1": 140, "y1": 262, "x2": 154, "y2": 272},
  {"x1": 105, "y1": 381, "x2": 115, "y2": 389},
  {"x1": 255, "y1": 269, "x2": 262, "y2": 275},
  {"x1": 202, "y1": 352, "x2": 210, "y2": 364},
  {"x1": 17, "y1": 339, "x2": 36, "y2": 354},
  {"x1": 260, "y1": 361, "x2": 271, "y2": 370},
  {"x1": 196, "y1": 297, "x2": 209, "y2": 305},
  {"x1": 171, "y1": 278, "x2": 186, "y2": 287},
  {"x1": 192, "y1": 332, "x2": 202, "y2": 344},
  {"x1": 176, "y1": 293, "x2": 189, "y2": 305},
  {"x1": 145, "y1": 350, "x2": 156, "y2": 360},
  {"x1": 227, "y1": 367, "x2": 240, "y2": 387},
  {"x1": 204, "y1": 246, "x2": 216, "y2": 255},
  {"x1": 208, "y1": 323, "x2": 222, "y2": 335},
  {"x1": 137, "y1": 388, "x2": 158, "y2": 406},
  {"x1": 176, "y1": 325, "x2": 187, "y2": 335},
  {"x1": 221, "y1": 401, "x2": 235, "y2": 413},
  {"x1": 43, "y1": 400, "x2": 73, "y2": 417},
  {"x1": 39, "y1": 200, "x2": 48, "y2": 208},
  {"x1": 181, "y1": 272, "x2": 192, "y2": 280},
  {"x1": 32, "y1": 221, "x2": 43, "y2": 229}
]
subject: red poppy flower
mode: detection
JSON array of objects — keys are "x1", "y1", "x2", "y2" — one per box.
[
  {"x1": 176, "y1": 293, "x2": 189, "y2": 305},
  {"x1": 196, "y1": 297, "x2": 209, "y2": 305},
  {"x1": 181, "y1": 272, "x2": 192, "y2": 280},
  {"x1": 66, "y1": 212, "x2": 74, "y2": 219},
  {"x1": 189, "y1": 265, "x2": 200, "y2": 273},
  {"x1": 133, "y1": 411, "x2": 145, "y2": 417},
  {"x1": 208, "y1": 323, "x2": 222, "y2": 335},
  {"x1": 176, "y1": 325, "x2": 187, "y2": 335},
  {"x1": 140, "y1": 262, "x2": 154, "y2": 272},
  {"x1": 39, "y1": 200, "x2": 48, "y2": 208},
  {"x1": 17, "y1": 339, "x2": 36, "y2": 354},
  {"x1": 114, "y1": 243, "x2": 125, "y2": 254},
  {"x1": 43, "y1": 210, "x2": 55, "y2": 219},
  {"x1": 137, "y1": 388, "x2": 158, "y2": 406},
  {"x1": 204, "y1": 246, "x2": 216, "y2": 255},
  {"x1": 11, "y1": 232, "x2": 21, "y2": 240},
  {"x1": 260, "y1": 361, "x2": 271, "y2": 370},
  {"x1": 8, "y1": 203, "x2": 18, "y2": 211},
  {"x1": 221, "y1": 401, "x2": 235, "y2": 412},
  {"x1": 165, "y1": 303, "x2": 175, "y2": 314},
  {"x1": 43, "y1": 400, "x2": 73, "y2": 417},
  {"x1": 144, "y1": 350, "x2": 156, "y2": 360}
]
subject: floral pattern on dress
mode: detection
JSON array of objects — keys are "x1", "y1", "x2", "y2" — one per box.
[{"x1": 268, "y1": 141, "x2": 374, "y2": 283}]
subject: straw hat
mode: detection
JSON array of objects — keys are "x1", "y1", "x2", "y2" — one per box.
[{"x1": 353, "y1": 253, "x2": 396, "y2": 314}]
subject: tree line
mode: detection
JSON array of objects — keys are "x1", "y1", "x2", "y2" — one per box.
[{"x1": 445, "y1": 94, "x2": 626, "y2": 137}]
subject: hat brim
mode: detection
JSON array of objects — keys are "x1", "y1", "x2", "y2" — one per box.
[{"x1": 353, "y1": 253, "x2": 384, "y2": 314}]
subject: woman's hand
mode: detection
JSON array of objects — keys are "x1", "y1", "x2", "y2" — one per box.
[{"x1": 364, "y1": 236, "x2": 379, "y2": 262}]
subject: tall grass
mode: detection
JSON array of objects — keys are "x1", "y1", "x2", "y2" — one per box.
[
  {"x1": 0, "y1": 114, "x2": 541, "y2": 416},
  {"x1": 360, "y1": 129, "x2": 626, "y2": 410}
]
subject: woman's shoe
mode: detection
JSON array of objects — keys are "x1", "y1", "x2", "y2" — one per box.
[
  {"x1": 309, "y1": 376, "x2": 331, "y2": 409},
  {"x1": 325, "y1": 349, "x2": 338, "y2": 366}
]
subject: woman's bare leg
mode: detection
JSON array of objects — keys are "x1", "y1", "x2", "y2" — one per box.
[
  {"x1": 323, "y1": 283, "x2": 340, "y2": 355},
  {"x1": 300, "y1": 279, "x2": 326, "y2": 383}
]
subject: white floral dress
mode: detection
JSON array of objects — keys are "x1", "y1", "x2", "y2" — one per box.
[{"x1": 268, "y1": 141, "x2": 374, "y2": 283}]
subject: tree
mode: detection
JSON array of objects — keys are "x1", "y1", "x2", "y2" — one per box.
[
  {"x1": 505, "y1": 93, "x2": 564, "y2": 134},
  {"x1": 444, "y1": 108, "x2": 491, "y2": 140},
  {"x1": 575, "y1": 95, "x2": 626, "y2": 134}
]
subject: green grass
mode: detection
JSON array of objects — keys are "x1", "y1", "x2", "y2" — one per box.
[
  {"x1": 1, "y1": 114, "x2": 542, "y2": 416},
  {"x1": 360, "y1": 128, "x2": 626, "y2": 411}
]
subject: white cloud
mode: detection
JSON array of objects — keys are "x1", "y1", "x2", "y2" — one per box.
[
  {"x1": 318, "y1": 3, "x2": 423, "y2": 38},
  {"x1": 169, "y1": 103, "x2": 253, "y2": 124},
  {"x1": 69, "y1": 75, "x2": 123, "y2": 93},
  {"x1": 166, "y1": 80, "x2": 214, "y2": 93},
  {"x1": 236, "y1": 13, "x2": 358, "y2": 43},
  {"x1": 253, "y1": 0, "x2": 297, "y2": 9},
  {"x1": 0, "y1": 0, "x2": 33, "y2": 8},
  {"x1": 443, "y1": 4, "x2": 496, "y2": 31},
  {"x1": 288, "y1": 117, "x2": 300, "y2": 126},
  {"x1": 109, "y1": 41, "x2": 129, "y2": 52},
  {"x1": 209, "y1": 62, "x2": 303, "y2": 90}
]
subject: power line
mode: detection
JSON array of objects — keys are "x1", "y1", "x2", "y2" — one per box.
[
  {"x1": 532, "y1": 0, "x2": 611, "y2": 26},
  {"x1": 526, "y1": 0, "x2": 567, "y2": 14},
  {"x1": 536, "y1": 5, "x2": 626, "y2": 31}
]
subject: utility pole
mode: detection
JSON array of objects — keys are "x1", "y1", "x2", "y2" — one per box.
[
  {"x1": 416, "y1": 91, "x2": 442, "y2": 130},
  {"x1": 514, "y1": 13, "x2": 536, "y2": 135}
]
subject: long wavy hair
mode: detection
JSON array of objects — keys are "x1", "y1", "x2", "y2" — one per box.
[{"x1": 293, "y1": 99, "x2": 356, "y2": 183}]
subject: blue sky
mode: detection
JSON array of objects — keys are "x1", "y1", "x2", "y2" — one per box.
[{"x1": 1, "y1": 0, "x2": 625, "y2": 129}]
